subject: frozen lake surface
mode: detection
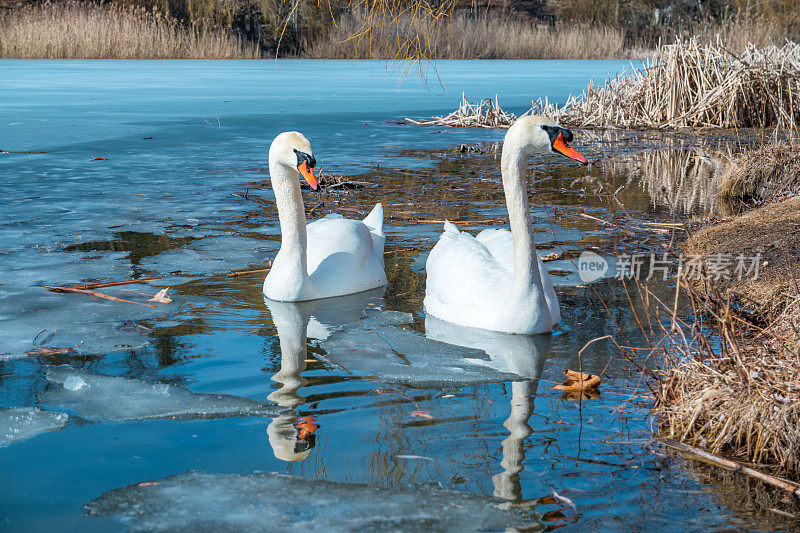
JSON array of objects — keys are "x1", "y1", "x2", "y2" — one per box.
[{"x1": 0, "y1": 60, "x2": 780, "y2": 531}]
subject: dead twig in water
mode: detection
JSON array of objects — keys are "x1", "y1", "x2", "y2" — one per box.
[
  {"x1": 663, "y1": 438, "x2": 800, "y2": 497},
  {"x1": 227, "y1": 261, "x2": 272, "y2": 278},
  {"x1": 45, "y1": 286, "x2": 157, "y2": 308},
  {"x1": 46, "y1": 276, "x2": 163, "y2": 291}
]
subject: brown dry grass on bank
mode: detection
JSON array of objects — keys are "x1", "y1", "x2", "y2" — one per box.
[
  {"x1": 535, "y1": 37, "x2": 800, "y2": 130},
  {"x1": 0, "y1": 1, "x2": 260, "y2": 59},
  {"x1": 305, "y1": 11, "x2": 627, "y2": 59},
  {"x1": 639, "y1": 196, "x2": 800, "y2": 478},
  {"x1": 719, "y1": 139, "x2": 800, "y2": 209}
]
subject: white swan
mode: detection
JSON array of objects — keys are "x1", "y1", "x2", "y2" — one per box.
[
  {"x1": 262, "y1": 131, "x2": 387, "y2": 301},
  {"x1": 424, "y1": 116, "x2": 588, "y2": 334}
]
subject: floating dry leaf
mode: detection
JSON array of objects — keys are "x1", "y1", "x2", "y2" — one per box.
[
  {"x1": 88, "y1": 157, "x2": 109, "y2": 161},
  {"x1": 553, "y1": 369, "x2": 601, "y2": 393},
  {"x1": 148, "y1": 288, "x2": 173, "y2": 304}
]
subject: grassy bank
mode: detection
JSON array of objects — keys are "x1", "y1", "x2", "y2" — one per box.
[
  {"x1": 0, "y1": 1, "x2": 259, "y2": 59},
  {"x1": 618, "y1": 139, "x2": 800, "y2": 478}
]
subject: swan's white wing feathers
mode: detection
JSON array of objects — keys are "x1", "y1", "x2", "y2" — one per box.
[
  {"x1": 425, "y1": 229, "x2": 513, "y2": 318},
  {"x1": 304, "y1": 209, "x2": 386, "y2": 299},
  {"x1": 475, "y1": 228, "x2": 514, "y2": 272},
  {"x1": 362, "y1": 203, "x2": 383, "y2": 235}
]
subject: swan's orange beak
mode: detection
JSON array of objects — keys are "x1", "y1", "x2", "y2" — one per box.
[
  {"x1": 552, "y1": 132, "x2": 588, "y2": 165},
  {"x1": 298, "y1": 160, "x2": 318, "y2": 190}
]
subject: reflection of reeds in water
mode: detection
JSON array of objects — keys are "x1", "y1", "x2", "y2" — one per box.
[{"x1": 604, "y1": 147, "x2": 736, "y2": 214}]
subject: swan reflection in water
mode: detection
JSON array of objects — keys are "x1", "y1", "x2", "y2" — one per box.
[
  {"x1": 425, "y1": 316, "x2": 552, "y2": 503},
  {"x1": 264, "y1": 287, "x2": 552, "y2": 494},
  {"x1": 264, "y1": 288, "x2": 385, "y2": 461}
]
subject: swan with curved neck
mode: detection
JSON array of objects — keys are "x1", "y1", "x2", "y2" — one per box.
[
  {"x1": 263, "y1": 131, "x2": 387, "y2": 301},
  {"x1": 424, "y1": 115, "x2": 587, "y2": 334}
]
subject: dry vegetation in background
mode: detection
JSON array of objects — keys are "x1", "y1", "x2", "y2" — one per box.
[
  {"x1": 306, "y1": 11, "x2": 626, "y2": 59},
  {"x1": 719, "y1": 139, "x2": 800, "y2": 208},
  {"x1": 533, "y1": 37, "x2": 800, "y2": 129},
  {"x1": 0, "y1": 1, "x2": 259, "y2": 58},
  {"x1": 0, "y1": 0, "x2": 797, "y2": 59}
]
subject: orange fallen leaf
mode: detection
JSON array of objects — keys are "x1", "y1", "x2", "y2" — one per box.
[
  {"x1": 410, "y1": 410, "x2": 433, "y2": 419},
  {"x1": 553, "y1": 369, "x2": 601, "y2": 393},
  {"x1": 137, "y1": 482, "x2": 158, "y2": 487},
  {"x1": 88, "y1": 157, "x2": 109, "y2": 161}
]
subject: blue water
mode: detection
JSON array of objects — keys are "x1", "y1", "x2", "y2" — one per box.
[{"x1": 0, "y1": 60, "x2": 777, "y2": 531}]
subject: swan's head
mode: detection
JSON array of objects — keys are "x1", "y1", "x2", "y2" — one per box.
[
  {"x1": 269, "y1": 131, "x2": 318, "y2": 190},
  {"x1": 506, "y1": 115, "x2": 588, "y2": 165}
]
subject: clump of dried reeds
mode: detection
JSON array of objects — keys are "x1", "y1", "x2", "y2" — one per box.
[
  {"x1": 405, "y1": 93, "x2": 516, "y2": 129},
  {"x1": 0, "y1": 1, "x2": 260, "y2": 59},
  {"x1": 719, "y1": 138, "x2": 800, "y2": 207},
  {"x1": 533, "y1": 38, "x2": 800, "y2": 129},
  {"x1": 655, "y1": 278, "x2": 800, "y2": 477}
]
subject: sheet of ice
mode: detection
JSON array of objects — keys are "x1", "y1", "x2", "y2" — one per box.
[
  {"x1": 41, "y1": 366, "x2": 281, "y2": 421},
  {"x1": 424, "y1": 315, "x2": 551, "y2": 379},
  {"x1": 86, "y1": 470, "x2": 539, "y2": 532},
  {"x1": 320, "y1": 310, "x2": 520, "y2": 386},
  {"x1": 0, "y1": 407, "x2": 68, "y2": 446}
]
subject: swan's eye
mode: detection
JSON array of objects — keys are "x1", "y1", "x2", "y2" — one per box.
[{"x1": 293, "y1": 149, "x2": 316, "y2": 168}]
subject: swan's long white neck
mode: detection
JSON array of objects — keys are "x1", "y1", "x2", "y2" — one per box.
[
  {"x1": 269, "y1": 156, "x2": 308, "y2": 278},
  {"x1": 500, "y1": 133, "x2": 545, "y2": 296}
]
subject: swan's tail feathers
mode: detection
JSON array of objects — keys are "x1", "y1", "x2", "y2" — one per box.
[
  {"x1": 443, "y1": 220, "x2": 460, "y2": 234},
  {"x1": 363, "y1": 203, "x2": 384, "y2": 235}
]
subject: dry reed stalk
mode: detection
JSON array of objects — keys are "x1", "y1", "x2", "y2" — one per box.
[
  {"x1": 0, "y1": 1, "x2": 260, "y2": 59},
  {"x1": 306, "y1": 11, "x2": 627, "y2": 60},
  {"x1": 532, "y1": 38, "x2": 800, "y2": 130},
  {"x1": 406, "y1": 93, "x2": 516, "y2": 129}
]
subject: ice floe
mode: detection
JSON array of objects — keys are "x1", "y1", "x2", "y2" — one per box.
[
  {"x1": 0, "y1": 407, "x2": 68, "y2": 446},
  {"x1": 86, "y1": 471, "x2": 539, "y2": 532},
  {"x1": 41, "y1": 365, "x2": 281, "y2": 421},
  {"x1": 320, "y1": 309, "x2": 519, "y2": 386}
]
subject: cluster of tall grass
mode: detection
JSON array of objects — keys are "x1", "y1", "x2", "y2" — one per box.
[
  {"x1": 0, "y1": 1, "x2": 259, "y2": 59},
  {"x1": 305, "y1": 11, "x2": 627, "y2": 59},
  {"x1": 649, "y1": 198, "x2": 800, "y2": 477},
  {"x1": 535, "y1": 37, "x2": 800, "y2": 129}
]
